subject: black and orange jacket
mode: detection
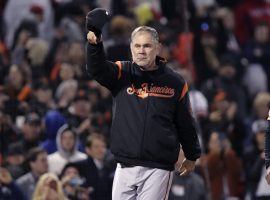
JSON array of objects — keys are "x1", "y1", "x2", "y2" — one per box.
[{"x1": 86, "y1": 42, "x2": 201, "y2": 171}]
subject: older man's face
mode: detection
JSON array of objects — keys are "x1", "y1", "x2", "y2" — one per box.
[{"x1": 130, "y1": 31, "x2": 160, "y2": 71}]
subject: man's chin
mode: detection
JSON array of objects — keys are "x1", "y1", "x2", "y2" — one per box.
[{"x1": 135, "y1": 61, "x2": 148, "y2": 68}]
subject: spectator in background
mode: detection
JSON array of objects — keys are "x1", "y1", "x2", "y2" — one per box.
[
  {"x1": 234, "y1": 0, "x2": 270, "y2": 44},
  {"x1": 11, "y1": 29, "x2": 33, "y2": 65},
  {"x1": 201, "y1": 57, "x2": 247, "y2": 119},
  {"x1": 16, "y1": 112, "x2": 42, "y2": 152},
  {"x1": 60, "y1": 163, "x2": 90, "y2": 200},
  {"x1": 58, "y1": 3, "x2": 85, "y2": 43},
  {"x1": 32, "y1": 173, "x2": 66, "y2": 200},
  {"x1": 73, "y1": 133, "x2": 115, "y2": 200},
  {"x1": 243, "y1": 22, "x2": 270, "y2": 90},
  {"x1": 29, "y1": 82, "x2": 56, "y2": 116},
  {"x1": 55, "y1": 79, "x2": 78, "y2": 109},
  {"x1": 24, "y1": 38, "x2": 49, "y2": 82},
  {"x1": 0, "y1": 110, "x2": 20, "y2": 155},
  {"x1": 48, "y1": 124, "x2": 87, "y2": 175},
  {"x1": 0, "y1": 167, "x2": 26, "y2": 200},
  {"x1": 253, "y1": 93, "x2": 270, "y2": 120},
  {"x1": 58, "y1": 62, "x2": 76, "y2": 83},
  {"x1": 4, "y1": 64, "x2": 30, "y2": 102},
  {"x1": 3, "y1": 0, "x2": 54, "y2": 49},
  {"x1": 40, "y1": 110, "x2": 66, "y2": 154},
  {"x1": 244, "y1": 22, "x2": 270, "y2": 70},
  {"x1": 200, "y1": 131, "x2": 245, "y2": 200},
  {"x1": 65, "y1": 91, "x2": 92, "y2": 137},
  {"x1": 67, "y1": 41, "x2": 86, "y2": 79},
  {"x1": 192, "y1": 2, "x2": 219, "y2": 84},
  {"x1": 242, "y1": 62, "x2": 268, "y2": 99},
  {"x1": 202, "y1": 90, "x2": 246, "y2": 156},
  {"x1": 4, "y1": 143, "x2": 25, "y2": 179},
  {"x1": 244, "y1": 92, "x2": 270, "y2": 147},
  {"x1": 16, "y1": 147, "x2": 48, "y2": 200},
  {"x1": 243, "y1": 119, "x2": 270, "y2": 199},
  {"x1": 216, "y1": 8, "x2": 241, "y2": 56}
]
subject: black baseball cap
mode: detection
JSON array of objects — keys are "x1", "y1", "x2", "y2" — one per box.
[{"x1": 86, "y1": 8, "x2": 110, "y2": 32}]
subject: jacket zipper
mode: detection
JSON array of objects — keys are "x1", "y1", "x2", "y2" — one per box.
[{"x1": 139, "y1": 86, "x2": 150, "y2": 159}]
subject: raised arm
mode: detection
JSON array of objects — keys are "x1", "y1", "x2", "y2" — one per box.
[{"x1": 85, "y1": 9, "x2": 121, "y2": 91}]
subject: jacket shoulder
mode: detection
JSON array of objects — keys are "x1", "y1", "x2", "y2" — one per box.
[
  {"x1": 115, "y1": 60, "x2": 131, "y2": 71},
  {"x1": 164, "y1": 66, "x2": 186, "y2": 85},
  {"x1": 16, "y1": 173, "x2": 34, "y2": 185}
]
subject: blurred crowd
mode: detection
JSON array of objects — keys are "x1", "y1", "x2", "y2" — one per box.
[{"x1": 0, "y1": 0, "x2": 270, "y2": 199}]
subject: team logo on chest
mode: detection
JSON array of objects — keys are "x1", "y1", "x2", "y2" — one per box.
[{"x1": 127, "y1": 83, "x2": 175, "y2": 99}]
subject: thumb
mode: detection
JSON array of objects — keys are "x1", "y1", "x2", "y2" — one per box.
[{"x1": 178, "y1": 163, "x2": 187, "y2": 176}]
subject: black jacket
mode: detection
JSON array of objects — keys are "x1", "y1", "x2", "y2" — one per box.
[{"x1": 86, "y1": 42, "x2": 201, "y2": 170}]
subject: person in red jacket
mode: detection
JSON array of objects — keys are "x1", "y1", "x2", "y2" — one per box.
[{"x1": 234, "y1": 0, "x2": 270, "y2": 44}]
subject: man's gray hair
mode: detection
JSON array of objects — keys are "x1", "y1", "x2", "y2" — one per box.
[{"x1": 131, "y1": 26, "x2": 159, "y2": 43}]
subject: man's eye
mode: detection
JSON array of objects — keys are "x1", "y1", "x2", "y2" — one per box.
[{"x1": 144, "y1": 44, "x2": 152, "y2": 48}]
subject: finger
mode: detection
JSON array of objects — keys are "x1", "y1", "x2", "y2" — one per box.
[
  {"x1": 180, "y1": 169, "x2": 188, "y2": 176},
  {"x1": 178, "y1": 165, "x2": 185, "y2": 173}
]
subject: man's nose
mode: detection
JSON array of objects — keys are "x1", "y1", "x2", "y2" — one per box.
[{"x1": 138, "y1": 46, "x2": 145, "y2": 53}]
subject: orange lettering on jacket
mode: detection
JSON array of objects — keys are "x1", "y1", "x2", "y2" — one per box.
[{"x1": 127, "y1": 83, "x2": 175, "y2": 99}]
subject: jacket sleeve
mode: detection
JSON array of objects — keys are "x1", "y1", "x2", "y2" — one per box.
[
  {"x1": 6, "y1": 182, "x2": 27, "y2": 200},
  {"x1": 175, "y1": 82, "x2": 201, "y2": 161},
  {"x1": 86, "y1": 42, "x2": 121, "y2": 91},
  {"x1": 265, "y1": 119, "x2": 270, "y2": 169}
]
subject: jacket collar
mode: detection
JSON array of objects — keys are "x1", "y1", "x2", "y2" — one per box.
[{"x1": 133, "y1": 56, "x2": 166, "y2": 76}]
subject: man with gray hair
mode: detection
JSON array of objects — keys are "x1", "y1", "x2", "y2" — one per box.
[{"x1": 85, "y1": 8, "x2": 201, "y2": 200}]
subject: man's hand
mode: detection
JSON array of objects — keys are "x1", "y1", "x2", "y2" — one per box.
[
  {"x1": 87, "y1": 31, "x2": 99, "y2": 44},
  {"x1": 85, "y1": 8, "x2": 110, "y2": 38},
  {"x1": 178, "y1": 158, "x2": 196, "y2": 176},
  {"x1": 265, "y1": 166, "x2": 270, "y2": 184}
]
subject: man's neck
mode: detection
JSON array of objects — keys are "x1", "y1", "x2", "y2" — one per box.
[
  {"x1": 31, "y1": 171, "x2": 42, "y2": 180},
  {"x1": 93, "y1": 158, "x2": 103, "y2": 170},
  {"x1": 139, "y1": 62, "x2": 158, "y2": 71}
]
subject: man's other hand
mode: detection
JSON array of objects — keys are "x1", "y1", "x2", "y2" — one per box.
[{"x1": 178, "y1": 158, "x2": 196, "y2": 176}]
